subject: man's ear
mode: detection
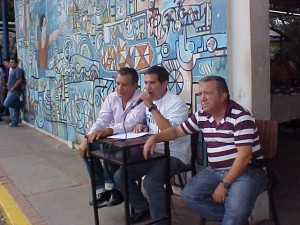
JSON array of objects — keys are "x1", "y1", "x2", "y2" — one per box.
[
  {"x1": 221, "y1": 92, "x2": 228, "y2": 102},
  {"x1": 162, "y1": 80, "x2": 168, "y2": 89}
]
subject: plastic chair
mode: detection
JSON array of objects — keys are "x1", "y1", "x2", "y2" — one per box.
[
  {"x1": 251, "y1": 119, "x2": 280, "y2": 225},
  {"x1": 173, "y1": 132, "x2": 198, "y2": 188},
  {"x1": 174, "y1": 104, "x2": 198, "y2": 188},
  {"x1": 173, "y1": 132, "x2": 208, "y2": 190}
]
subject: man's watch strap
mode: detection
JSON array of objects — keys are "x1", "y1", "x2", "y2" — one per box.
[
  {"x1": 148, "y1": 104, "x2": 157, "y2": 112},
  {"x1": 221, "y1": 181, "x2": 231, "y2": 189}
]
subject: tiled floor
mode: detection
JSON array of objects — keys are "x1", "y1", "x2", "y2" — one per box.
[
  {"x1": 188, "y1": 125, "x2": 300, "y2": 225},
  {"x1": 269, "y1": 126, "x2": 300, "y2": 225},
  {"x1": 1, "y1": 120, "x2": 299, "y2": 225}
]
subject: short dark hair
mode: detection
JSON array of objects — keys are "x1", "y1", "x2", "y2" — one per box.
[
  {"x1": 3, "y1": 58, "x2": 10, "y2": 62},
  {"x1": 0, "y1": 64, "x2": 5, "y2": 71},
  {"x1": 200, "y1": 76, "x2": 230, "y2": 100},
  {"x1": 10, "y1": 58, "x2": 19, "y2": 63},
  {"x1": 117, "y1": 67, "x2": 139, "y2": 84},
  {"x1": 144, "y1": 65, "x2": 169, "y2": 83}
]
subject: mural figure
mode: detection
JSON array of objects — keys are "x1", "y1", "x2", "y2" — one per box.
[
  {"x1": 15, "y1": 0, "x2": 227, "y2": 145},
  {"x1": 34, "y1": 14, "x2": 63, "y2": 69}
]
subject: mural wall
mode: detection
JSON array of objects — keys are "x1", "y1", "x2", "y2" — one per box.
[{"x1": 14, "y1": 0, "x2": 227, "y2": 144}]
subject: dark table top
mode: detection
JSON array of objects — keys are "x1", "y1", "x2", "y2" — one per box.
[
  {"x1": 94, "y1": 134, "x2": 153, "y2": 148},
  {"x1": 89, "y1": 134, "x2": 165, "y2": 165}
]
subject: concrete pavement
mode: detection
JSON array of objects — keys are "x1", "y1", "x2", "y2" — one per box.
[
  {"x1": 0, "y1": 117, "x2": 300, "y2": 225},
  {"x1": 0, "y1": 117, "x2": 199, "y2": 225},
  {"x1": 0, "y1": 117, "x2": 95, "y2": 225}
]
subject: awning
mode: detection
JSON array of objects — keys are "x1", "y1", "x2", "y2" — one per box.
[{"x1": 270, "y1": 27, "x2": 288, "y2": 42}]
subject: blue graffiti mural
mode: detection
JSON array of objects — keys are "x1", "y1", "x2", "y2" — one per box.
[{"x1": 14, "y1": 0, "x2": 227, "y2": 144}]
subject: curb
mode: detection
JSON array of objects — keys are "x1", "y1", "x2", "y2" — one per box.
[{"x1": 0, "y1": 182, "x2": 31, "y2": 225}]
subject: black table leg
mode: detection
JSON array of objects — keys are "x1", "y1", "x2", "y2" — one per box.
[
  {"x1": 122, "y1": 147, "x2": 130, "y2": 225},
  {"x1": 89, "y1": 144, "x2": 99, "y2": 225},
  {"x1": 164, "y1": 142, "x2": 171, "y2": 225}
]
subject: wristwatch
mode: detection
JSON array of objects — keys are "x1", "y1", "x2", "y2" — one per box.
[
  {"x1": 148, "y1": 104, "x2": 157, "y2": 112},
  {"x1": 221, "y1": 181, "x2": 231, "y2": 189}
]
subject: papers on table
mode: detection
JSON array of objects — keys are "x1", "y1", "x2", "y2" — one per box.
[{"x1": 107, "y1": 132, "x2": 149, "y2": 139}]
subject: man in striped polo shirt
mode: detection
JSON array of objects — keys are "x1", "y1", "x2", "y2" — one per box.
[{"x1": 143, "y1": 76, "x2": 268, "y2": 225}]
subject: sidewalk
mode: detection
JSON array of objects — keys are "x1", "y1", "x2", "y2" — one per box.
[
  {"x1": 0, "y1": 118, "x2": 199, "y2": 225},
  {"x1": 0, "y1": 118, "x2": 299, "y2": 225}
]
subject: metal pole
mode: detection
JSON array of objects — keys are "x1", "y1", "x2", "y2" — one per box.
[
  {"x1": 88, "y1": 142, "x2": 100, "y2": 225},
  {"x1": 1, "y1": 0, "x2": 10, "y2": 59}
]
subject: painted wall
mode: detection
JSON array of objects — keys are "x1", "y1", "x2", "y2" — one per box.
[{"x1": 14, "y1": 0, "x2": 227, "y2": 144}]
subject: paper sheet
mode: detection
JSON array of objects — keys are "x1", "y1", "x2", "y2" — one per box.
[{"x1": 106, "y1": 132, "x2": 149, "y2": 139}]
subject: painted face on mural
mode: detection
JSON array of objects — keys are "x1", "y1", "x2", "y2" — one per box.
[
  {"x1": 41, "y1": 17, "x2": 46, "y2": 37},
  {"x1": 144, "y1": 73, "x2": 168, "y2": 101},
  {"x1": 198, "y1": 80, "x2": 227, "y2": 115},
  {"x1": 115, "y1": 74, "x2": 138, "y2": 102}
]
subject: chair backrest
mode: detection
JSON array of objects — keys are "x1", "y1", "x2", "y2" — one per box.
[
  {"x1": 192, "y1": 132, "x2": 208, "y2": 167},
  {"x1": 175, "y1": 131, "x2": 204, "y2": 173},
  {"x1": 255, "y1": 119, "x2": 278, "y2": 159}
]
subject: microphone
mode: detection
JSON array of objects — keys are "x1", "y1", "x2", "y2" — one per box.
[
  {"x1": 123, "y1": 98, "x2": 143, "y2": 140},
  {"x1": 132, "y1": 98, "x2": 143, "y2": 109}
]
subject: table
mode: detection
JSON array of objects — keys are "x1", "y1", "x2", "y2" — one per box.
[
  {"x1": 88, "y1": 135, "x2": 171, "y2": 225},
  {"x1": 271, "y1": 93, "x2": 300, "y2": 123}
]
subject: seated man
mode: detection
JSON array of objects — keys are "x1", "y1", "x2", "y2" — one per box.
[
  {"x1": 143, "y1": 76, "x2": 268, "y2": 225},
  {"x1": 114, "y1": 65, "x2": 191, "y2": 224},
  {"x1": 78, "y1": 67, "x2": 145, "y2": 207}
]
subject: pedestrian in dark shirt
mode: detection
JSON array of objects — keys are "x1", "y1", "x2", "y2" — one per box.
[
  {"x1": 3, "y1": 58, "x2": 25, "y2": 127},
  {"x1": 0, "y1": 64, "x2": 6, "y2": 121}
]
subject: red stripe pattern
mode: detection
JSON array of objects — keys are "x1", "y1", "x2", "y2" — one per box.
[{"x1": 180, "y1": 100, "x2": 263, "y2": 169}]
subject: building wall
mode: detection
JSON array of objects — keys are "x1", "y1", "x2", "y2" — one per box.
[
  {"x1": 14, "y1": 0, "x2": 227, "y2": 144},
  {"x1": 226, "y1": 0, "x2": 270, "y2": 118}
]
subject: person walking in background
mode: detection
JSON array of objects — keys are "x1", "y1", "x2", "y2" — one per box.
[
  {"x1": 0, "y1": 64, "x2": 6, "y2": 121},
  {"x1": 143, "y1": 76, "x2": 268, "y2": 225},
  {"x1": 3, "y1": 58, "x2": 11, "y2": 78},
  {"x1": 3, "y1": 58, "x2": 25, "y2": 127}
]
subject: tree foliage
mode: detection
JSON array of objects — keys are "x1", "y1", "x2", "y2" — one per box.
[
  {"x1": 0, "y1": 0, "x2": 15, "y2": 22},
  {"x1": 270, "y1": 11, "x2": 300, "y2": 71}
]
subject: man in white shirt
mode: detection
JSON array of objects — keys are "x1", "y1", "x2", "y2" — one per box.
[
  {"x1": 114, "y1": 65, "x2": 191, "y2": 224},
  {"x1": 78, "y1": 67, "x2": 145, "y2": 207}
]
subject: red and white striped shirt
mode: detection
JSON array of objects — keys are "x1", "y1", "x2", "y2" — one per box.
[{"x1": 180, "y1": 100, "x2": 262, "y2": 169}]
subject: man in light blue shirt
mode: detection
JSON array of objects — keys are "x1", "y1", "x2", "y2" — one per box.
[{"x1": 114, "y1": 66, "x2": 191, "y2": 224}]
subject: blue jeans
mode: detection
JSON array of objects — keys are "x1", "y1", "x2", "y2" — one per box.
[
  {"x1": 182, "y1": 166, "x2": 268, "y2": 225},
  {"x1": 114, "y1": 156, "x2": 185, "y2": 225},
  {"x1": 4, "y1": 90, "x2": 22, "y2": 126},
  {"x1": 84, "y1": 143, "x2": 119, "y2": 191},
  {"x1": 0, "y1": 92, "x2": 3, "y2": 114}
]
